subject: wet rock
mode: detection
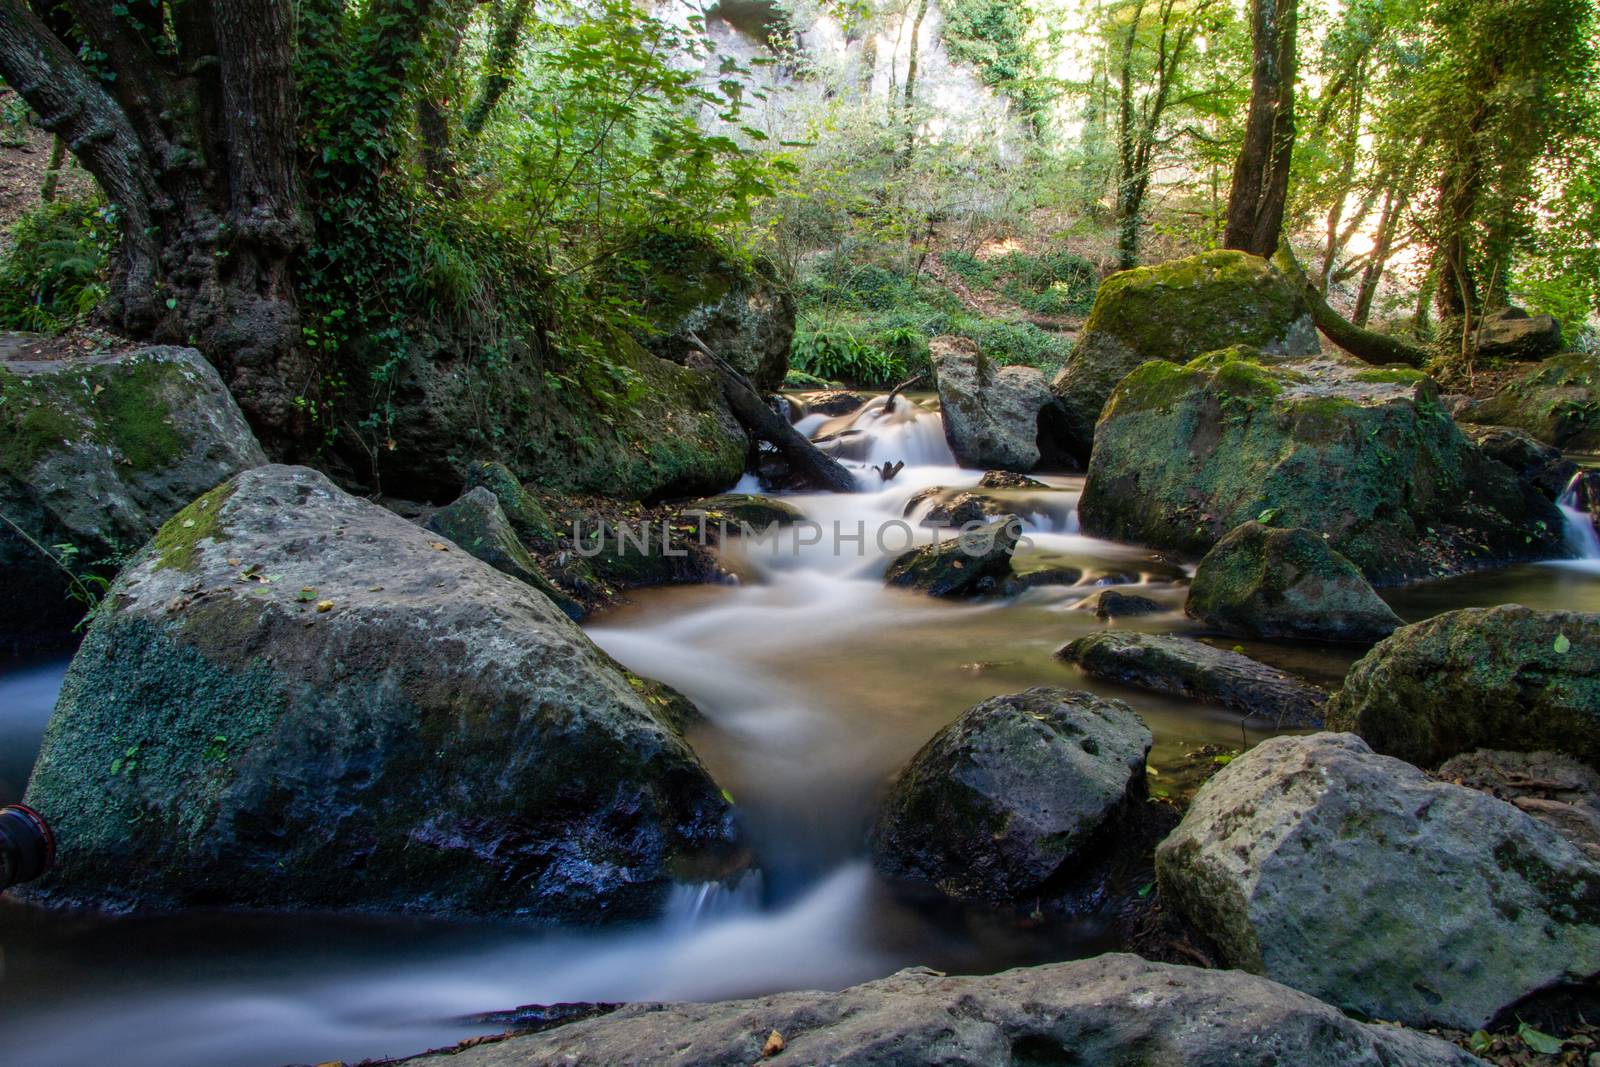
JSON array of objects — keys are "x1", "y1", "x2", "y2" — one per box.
[
  {"x1": 0, "y1": 344, "x2": 266, "y2": 652},
  {"x1": 1156, "y1": 732, "x2": 1600, "y2": 1030},
  {"x1": 1078, "y1": 589, "x2": 1164, "y2": 619},
  {"x1": 977, "y1": 469, "x2": 1049, "y2": 490},
  {"x1": 573, "y1": 510, "x2": 729, "y2": 590},
  {"x1": 407, "y1": 953, "x2": 1482, "y2": 1067},
  {"x1": 904, "y1": 481, "x2": 1074, "y2": 531},
  {"x1": 1002, "y1": 561, "x2": 1086, "y2": 592},
  {"x1": 1049, "y1": 251, "x2": 1318, "y2": 460},
  {"x1": 1459, "y1": 352, "x2": 1600, "y2": 450},
  {"x1": 806, "y1": 390, "x2": 867, "y2": 416},
  {"x1": 424, "y1": 487, "x2": 582, "y2": 620},
  {"x1": 930, "y1": 336, "x2": 1066, "y2": 472},
  {"x1": 1186, "y1": 522, "x2": 1400, "y2": 642},
  {"x1": 1059, "y1": 631, "x2": 1327, "y2": 726},
  {"x1": 883, "y1": 516, "x2": 1020, "y2": 598},
  {"x1": 463, "y1": 461, "x2": 558, "y2": 551},
  {"x1": 22, "y1": 465, "x2": 742, "y2": 919},
  {"x1": 1461, "y1": 425, "x2": 1577, "y2": 501},
  {"x1": 1438, "y1": 749, "x2": 1600, "y2": 862},
  {"x1": 678, "y1": 493, "x2": 803, "y2": 531},
  {"x1": 1327, "y1": 605, "x2": 1600, "y2": 769},
  {"x1": 1079, "y1": 348, "x2": 1565, "y2": 584},
  {"x1": 904, "y1": 488, "x2": 1006, "y2": 528},
  {"x1": 871, "y1": 687, "x2": 1151, "y2": 902},
  {"x1": 1475, "y1": 307, "x2": 1564, "y2": 362}
]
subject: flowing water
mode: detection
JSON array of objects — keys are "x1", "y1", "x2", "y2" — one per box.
[{"x1": 1, "y1": 395, "x2": 1597, "y2": 1067}]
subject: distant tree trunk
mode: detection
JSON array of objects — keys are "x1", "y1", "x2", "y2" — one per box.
[
  {"x1": 1113, "y1": 0, "x2": 1193, "y2": 270},
  {"x1": 1353, "y1": 185, "x2": 1403, "y2": 326},
  {"x1": 1224, "y1": 0, "x2": 1298, "y2": 257},
  {"x1": 1275, "y1": 242, "x2": 1425, "y2": 367},
  {"x1": 1114, "y1": 1, "x2": 1143, "y2": 269},
  {"x1": 899, "y1": 0, "x2": 929, "y2": 165},
  {"x1": 461, "y1": 0, "x2": 533, "y2": 140}
]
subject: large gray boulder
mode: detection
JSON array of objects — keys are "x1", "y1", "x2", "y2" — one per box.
[
  {"x1": 1327, "y1": 605, "x2": 1600, "y2": 769},
  {"x1": 870, "y1": 687, "x2": 1151, "y2": 902},
  {"x1": 0, "y1": 342, "x2": 265, "y2": 649},
  {"x1": 930, "y1": 335, "x2": 1068, "y2": 472},
  {"x1": 1156, "y1": 732, "x2": 1600, "y2": 1030},
  {"x1": 1186, "y1": 521, "x2": 1401, "y2": 642},
  {"x1": 1079, "y1": 348, "x2": 1566, "y2": 584},
  {"x1": 23, "y1": 465, "x2": 742, "y2": 919},
  {"x1": 1048, "y1": 250, "x2": 1318, "y2": 459},
  {"x1": 407, "y1": 953, "x2": 1483, "y2": 1067}
]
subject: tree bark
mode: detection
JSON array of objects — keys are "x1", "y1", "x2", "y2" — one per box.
[
  {"x1": 1274, "y1": 243, "x2": 1425, "y2": 367},
  {"x1": 1224, "y1": 0, "x2": 1298, "y2": 257}
]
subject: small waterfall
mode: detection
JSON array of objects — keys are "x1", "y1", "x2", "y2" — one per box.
[
  {"x1": 1558, "y1": 472, "x2": 1600, "y2": 560},
  {"x1": 809, "y1": 395, "x2": 957, "y2": 472},
  {"x1": 663, "y1": 871, "x2": 764, "y2": 930}
]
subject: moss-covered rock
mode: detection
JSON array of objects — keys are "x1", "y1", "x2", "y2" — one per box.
[
  {"x1": 1458, "y1": 352, "x2": 1600, "y2": 450},
  {"x1": 870, "y1": 687, "x2": 1151, "y2": 902},
  {"x1": 1474, "y1": 307, "x2": 1564, "y2": 362},
  {"x1": 1327, "y1": 605, "x2": 1600, "y2": 769},
  {"x1": 1156, "y1": 732, "x2": 1600, "y2": 1030},
  {"x1": 424, "y1": 487, "x2": 582, "y2": 619},
  {"x1": 1077, "y1": 589, "x2": 1164, "y2": 619},
  {"x1": 679, "y1": 493, "x2": 803, "y2": 530},
  {"x1": 462, "y1": 460, "x2": 557, "y2": 551},
  {"x1": 1048, "y1": 251, "x2": 1318, "y2": 458},
  {"x1": 573, "y1": 508, "x2": 728, "y2": 590},
  {"x1": 1460, "y1": 424, "x2": 1577, "y2": 501},
  {"x1": 0, "y1": 343, "x2": 265, "y2": 651},
  {"x1": 1186, "y1": 522, "x2": 1400, "y2": 643},
  {"x1": 22, "y1": 465, "x2": 743, "y2": 919},
  {"x1": 883, "y1": 516, "x2": 1020, "y2": 598},
  {"x1": 1079, "y1": 348, "x2": 1566, "y2": 584}
]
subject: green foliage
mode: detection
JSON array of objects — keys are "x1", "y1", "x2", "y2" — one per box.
[
  {"x1": 941, "y1": 0, "x2": 1055, "y2": 130},
  {"x1": 0, "y1": 199, "x2": 113, "y2": 334}
]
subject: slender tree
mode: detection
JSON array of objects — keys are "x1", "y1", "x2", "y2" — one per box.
[{"x1": 1223, "y1": 0, "x2": 1297, "y2": 257}]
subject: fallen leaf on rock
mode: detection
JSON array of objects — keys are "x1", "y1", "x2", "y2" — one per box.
[
  {"x1": 762, "y1": 1030, "x2": 785, "y2": 1057},
  {"x1": 316, "y1": 600, "x2": 334, "y2": 613},
  {"x1": 430, "y1": 542, "x2": 450, "y2": 552}
]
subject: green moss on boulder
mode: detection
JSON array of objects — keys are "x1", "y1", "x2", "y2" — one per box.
[
  {"x1": 1458, "y1": 352, "x2": 1600, "y2": 450},
  {"x1": 425, "y1": 487, "x2": 583, "y2": 619}
]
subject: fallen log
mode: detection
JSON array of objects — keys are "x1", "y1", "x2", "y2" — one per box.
[
  {"x1": 1274, "y1": 243, "x2": 1426, "y2": 369},
  {"x1": 686, "y1": 332, "x2": 860, "y2": 494}
]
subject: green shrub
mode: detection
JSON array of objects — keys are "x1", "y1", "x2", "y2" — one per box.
[
  {"x1": 0, "y1": 199, "x2": 113, "y2": 333},
  {"x1": 792, "y1": 326, "x2": 905, "y2": 386}
]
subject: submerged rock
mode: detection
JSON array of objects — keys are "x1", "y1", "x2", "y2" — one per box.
[
  {"x1": 406, "y1": 953, "x2": 1481, "y2": 1067},
  {"x1": 930, "y1": 335, "x2": 1069, "y2": 472},
  {"x1": 1079, "y1": 348, "x2": 1565, "y2": 584},
  {"x1": 1459, "y1": 352, "x2": 1600, "y2": 450},
  {"x1": 23, "y1": 465, "x2": 742, "y2": 919},
  {"x1": 424, "y1": 487, "x2": 582, "y2": 619},
  {"x1": 1078, "y1": 588, "x2": 1164, "y2": 619},
  {"x1": 1186, "y1": 522, "x2": 1400, "y2": 642},
  {"x1": 805, "y1": 390, "x2": 867, "y2": 416},
  {"x1": 871, "y1": 687, "x2": 1151, "y2": 902},
  {"x1": 1327, "y1": 605, "x2": 1600, "y2": 769},
  {"x1": 1059, "y1": 631, "x2": 1326, "y2": 726},
  {"x1": 1049, "y1": 250, "x2": 1318, "y2": 459},
  {"x1": 883, "y1": 516, "x2": 1020, "y2": 598},
  {"x1": 1156, "y1": 733, "x2": 1600, "y2": 1030},
  {"x1": 0, "y1": 343, "x2": 265, "y2": 651}
]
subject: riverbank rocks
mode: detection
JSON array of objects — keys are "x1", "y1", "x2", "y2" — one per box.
[
  {"x1": 22, "y1": 465, "x2": 742, "y2": 919},
  {"x1": 1440, "y1": 749, "x2": 1600, "y2": 862},
  {"x1": 1461, "y1": 425, "x2": 1577, "y2": 501},
  {"x1": 1059, "y1": 631, "x2": 1326, "y2": 726},
  {"x1": 1078, "y1": 588, "x2": 1164, "y2": 619},
  {"x1": 463, "y1": 461, "x2": 558, "y2": 551},
  {"x1": 0, "y1": 342, "x2": 265, "y2": 651},
  {"x1": 424, "y1": 487, "x2": 582, "y2": 619},
  {"x1": 929, "y1": 335, "x2": 1071, "y2": 472},
  {"x1": 1459, "y1": 352, "x2": 1600, "y2": 450},
  {"x1": 883, "y1": 516, "x2": 1020, "y2": 597},
  {"x1": 871, "y1": 688, "x2": 1151, "y2": 902},
  {"x1": 1328, "y1": 605, "x2": 1600, "y2": 769},
  {"x1": 1156, "y1": 733, "x2": 1600, "y2": 1030},
  {"x1": 1048, "y1": 251, "x2": 1318, "y2": 459},
  {"x1": 1187, "y1": 522, "x2": 1400, "y2": 642},
  {"x1": 1474, "y1": 307, "x2": 1564, "y2": 362},
  {"x1": 406, "y1": 953, "x2": 1481, "y2": 1067},
  {"x1": 680, "y1": 493, "x2": 803, "y2": 530},
  {"x1": 1079, "y1": 348, "x2": 1565, "y2": 584}
]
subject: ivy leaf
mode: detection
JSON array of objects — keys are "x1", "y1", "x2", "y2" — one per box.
[{"x1": 1554, "y1": 633, "x2": 1571, "y2": 654}]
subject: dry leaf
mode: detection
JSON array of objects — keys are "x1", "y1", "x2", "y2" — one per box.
[
  {"x1": 316, "y1": 600, "x2": 334, "y2": 613},
  {"x1": 762, "y1": 1030, "x2": 785, "y2": 1057},
  {"x1": 430, "y1": 542, "x2": 450, "y2": 552}
]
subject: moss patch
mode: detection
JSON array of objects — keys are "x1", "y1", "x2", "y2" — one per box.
[
  {"x1": 92, "y1": 359, "x2": 187, "y2": 471},
  {"x1": 150, "y1": 480, "x2": 236, "y2": 572}
]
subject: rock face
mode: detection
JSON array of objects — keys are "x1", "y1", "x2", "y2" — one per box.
[
  {"x1": 424, "y1": 487, "x2": 582, "y2": 619},
  {"x1": 412, "y1": 954, "x2": 1482, "y2": 1067},
  {"x1": 1328, "y1": 605, "x2": 1600, "y2": 769},
  {"x1": 1187, "y1": 522, "x2": 1400, "y2": 642},
  {"x1": 883, "y1": 516, "x2": 1020, "y2": 598},
  {"x1": 1440, "y1": 749, "x2": 1600, "y2": 862},
  {"x1": 870, "y1": 688, "x2": 1151, "y2": 902},
  {"x1": 1156, "y1": 733, "x2": 1600, "y2": 1029},
  {"x1": 23, "y1": 465, "x2": 741, "y2": 919},
  {"x1": 1079, "y1": 349, "x2": 1565, "y2": 584},
  {"x1": 1048, "y1": 251, "x2": 1318, "y2": 458},
  {"x1": 1475, "y1": 307, "x2": 1564, "y2": 362},
  {"x1": 1059, "y1": 631, "x2": 1326, "y2": 726},
  {"x1": 1462, "y1": 424, "x2": 1577, "y2": 501},
  {"x1": 1460, "y1": 352, "x2": 1600, "y2": 450},
  {"x1": 0, "y1": 343, "x2": 266, "y2": 650},
  {"x1": 930, "y1": 335, "x2": 1069, "y2": 472}
]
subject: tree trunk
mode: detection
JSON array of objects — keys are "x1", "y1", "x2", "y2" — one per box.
[
  {"x1": 1224, "y1": 0, "x2": 1298, "y2": 257},
  {"x1": 1113, "y1": 0, "x2": 1145, "y2": 269},
  {"x1": 1274, "y1": 243, "x2": 1425, "y2": 367},
  {"x1": 898, "y1": 0, "x2": 929, "y2": 166}
]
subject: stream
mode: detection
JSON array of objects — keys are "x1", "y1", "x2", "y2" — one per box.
[{"x1": 1, "y1": 393, "x2": 1597, "y2": 1067}]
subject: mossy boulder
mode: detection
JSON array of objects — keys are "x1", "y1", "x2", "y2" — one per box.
[
  {"x1": 574, "y1": 509, "x2": 728, "y2": 590},
  {"x1": 1079, "y1": 348, "x2": 1566, "y2": 584},
  {"x1": 1327, "y1": 605, "x2": 1600, "y2": 769},
  {"x1": 22, "y1": 465, "x2": 743, "y2": 919},
  {"x1": 930, "y1": 335, "x2": 1073, "y2": 472},
  {"x1": 1474, "y1": 307, "x2": 1564, "y2": 362},
  {"x1": 1156, "y1": 732, "x2": 1600, "y2": 1030},
  {"x1": 1077, "y1": 589, "x2": 1164, "y2": 619},
  {"x1": 424, "y1": 487, "x2": 582, "y2": 619},
  {"x1": 1458, "y1": 352, "x2": 1600, "y2": 450},
  {"x1": 679, "y1": 493, "x2": 803, "y2": 530},
  {"x1": 628, "y1": 232, "x2": 795, "y2": 392},
  {"x1": 883, "y1": 516, "x2": 1020, "y2": 598},
  {"x1": 1187, "y1": 522, "x2": 1400, "y2": 643},
  {"x1": 0, "y1": 343, "x2": 266, "y2": 651},
  {"x1": 870, "y1": 687, "x2": 1151, "y2": 902},
  {"x1": 1048, "y1": 251, "x2": 1318, "y2": 458},
  {"x1": 462, "y1": 461, "x2": 557, "y2": 551}
]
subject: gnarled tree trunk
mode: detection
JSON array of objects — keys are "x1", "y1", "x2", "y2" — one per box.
[{"x1": 1224, "y1": 0, "x2": 1298, "y2": 258}]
